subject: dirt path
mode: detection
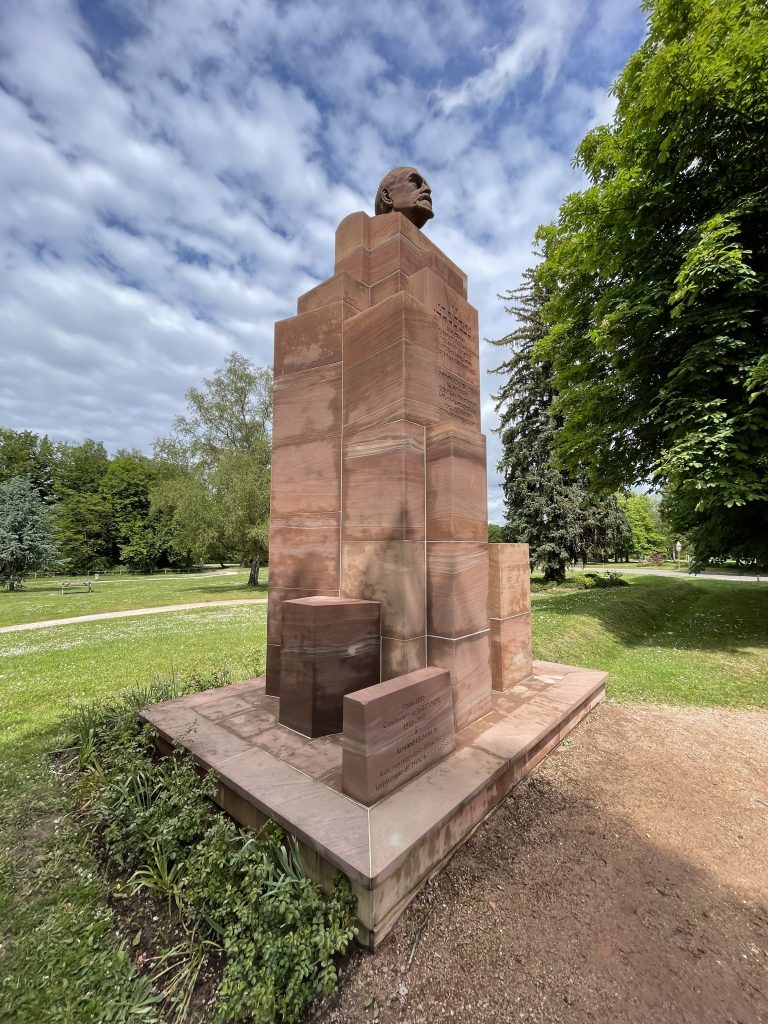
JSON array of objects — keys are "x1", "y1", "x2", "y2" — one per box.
[
  {"x1": 0, "y1": 598, "x2": 267, "y2": 634},
  {"x1": 317, "y1": 703, "x2": 768, "y2": 1024}
]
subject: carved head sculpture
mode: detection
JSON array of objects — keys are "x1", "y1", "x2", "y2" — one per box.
[{"x1": 374, "y1": 166, "x2": 434, "y2": 229}]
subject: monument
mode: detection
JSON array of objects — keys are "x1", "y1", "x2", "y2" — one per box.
[{"x1": 141, "y1": 167, "x2": 607, "y2": 948}]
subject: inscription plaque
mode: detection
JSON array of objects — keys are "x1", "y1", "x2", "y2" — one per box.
[
  {"x1": 342, "y1": 666, "x2": 455, "y2": 805},
  {"x1": 438, "y1": 367, "x2": 480, "y2": 426},
  {"x1": 436, "y1": 299, "x2": 475, "y2": 379}
]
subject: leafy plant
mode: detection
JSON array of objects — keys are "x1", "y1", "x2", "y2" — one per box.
[{"x1": 65, "y1": 679, "x2": 357, "y2": 1023}]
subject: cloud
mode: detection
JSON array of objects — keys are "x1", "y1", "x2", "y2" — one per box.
[{"x1": 0, "y1": 0, "x2": 646, "y2": 517}]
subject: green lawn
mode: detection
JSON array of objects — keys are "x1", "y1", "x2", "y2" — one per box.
[
  {"x1": 1, "y1": 574, "x2": 766, "y2": 1020},
  {"x1": 533, "y1": 574, "x2": 768, "y2": 707},
  {"x1": 1, "y1": 603, "x2": 267, "y2": 1022},
  {"x1": 0, "y1": 567, "x2": 267, "y2": 627}
]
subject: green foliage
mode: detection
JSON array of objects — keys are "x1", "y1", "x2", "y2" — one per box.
[
  {"x1": 67, "y1": 681, "x2": 357, "y2": 1023},
  {"x1": 535, "y1": 0, "x2": 768, "y2": 564},
  {"x1": 0, "y1": 476, "x2": 59, "y2": 590},
  {"x1": 488, "y1": 523, "x2": 505, "y2": 543},
  {"x1": 0, "y1": 428, "x2": 56, "y2": 501},
  {"x1": 152, "y1": 352, "x2": 272, "y2": 574},
  {"x1": 490, "y1": 269, "x2": 632, "y2": 581},
  {"x1": 617, "y1": 493, "x2": 669, "y2": 559},
  {"x1": 571, "y1": 571, "x2": 630, "y2": 589}
]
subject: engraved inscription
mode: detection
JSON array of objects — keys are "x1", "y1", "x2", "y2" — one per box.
[
  {"x1": 435, "y1": 300, "x2": 475, "y2": 379},
  {"x1": 439, "y1": 368, "x2": 479, "y2": 425},
  {"x1": 342, "y1": 667, "x2": 456, "y2": 805}
]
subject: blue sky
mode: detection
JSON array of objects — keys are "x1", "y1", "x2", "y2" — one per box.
[{"x1": 0, "y1": 0, "x2": 647, "y2": 520}]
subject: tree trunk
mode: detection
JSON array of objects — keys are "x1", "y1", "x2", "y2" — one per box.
[{"x1": 247, "y1": 555, "x2": 260, "y2": 588}]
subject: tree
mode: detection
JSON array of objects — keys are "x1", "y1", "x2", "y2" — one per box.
[
  {"x1": 618, "y1": 493, "x2": 669, "y2": 559},
  {"x1": 491, "y1": 269, "x2": 631, "y2": 582},
  {"x1": 0, "y1": 429, "x2": 56, "y2": 502},
  {"x1": 52, "y1": 439, "x2": 112, "y2": 573},
  {"x1": 152, "y1": 352, "x2": 272, "y2": 584},
  {"x1": 0, "y1": 477, "x2": 59, "y2": 590},
  {"x1": 535, "y1": 0, "x2": 768, "y2": 565}
]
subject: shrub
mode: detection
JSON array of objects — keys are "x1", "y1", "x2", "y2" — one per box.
[{"x1": 65, "y1": 675, "x2": 357, "y2": 1023}]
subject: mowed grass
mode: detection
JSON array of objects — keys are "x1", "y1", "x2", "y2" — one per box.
[
  {"x1": 0, "y1": 567, "x2": 267, "y2": 628},
  {"x1": 533, "y1": 575, "x2": 768, "y2": 708},
  {"x1": 1, "y1": 573, "x2": 766, "y2": 1020},
  {"x1": 0, "y1": 603, "x2": 267, "y2": 1022}
]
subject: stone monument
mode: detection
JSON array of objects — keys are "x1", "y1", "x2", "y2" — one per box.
[
  {"x1": 267, "y1": 164, "x2": 530, "y2": 754},
  {"x1": 141, "y1": 167, "x2": 607, "y2": 948}
]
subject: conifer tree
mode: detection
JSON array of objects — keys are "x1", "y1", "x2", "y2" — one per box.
[{"x1": 490, "y1": 269, "x2": 630, "y2": 581}]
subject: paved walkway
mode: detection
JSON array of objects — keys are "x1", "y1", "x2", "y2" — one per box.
[
  {"x1": 584, "y1": 566, "x2": 766, "y2": 582},
  {"x1": 0, "y1": 598, "x2": 267, "y2": 634}
]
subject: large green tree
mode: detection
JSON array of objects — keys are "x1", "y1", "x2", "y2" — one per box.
[
  {"x1": 0, "y1": 477, "x2": 59, "y2": 590},
  {"x1": 0, "y1": 429, "x2": 56, "y2": 502},
  {"x1": 536, "y1": 0, "x2": 768, "y2": 565},
  {"x1": 491, "y1": 270, "x2": 631, "y2": 581},
  {"x1": 152, "y1": 352, "x2": 272, "y2": 584}
]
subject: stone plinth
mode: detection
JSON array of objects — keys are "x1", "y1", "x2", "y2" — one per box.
[
  {"x1": 140, "y1": 661, "x2": 608, "y2": 949},
  {"x1": 278, "y1": 597, "x2": 380, "y2": 737},
  {"x1": 342, "y1": 667, "x2": 455, "y2": 805},
  {"x1": 489, "y1": 544, "x2": 533, "y2": 690}
]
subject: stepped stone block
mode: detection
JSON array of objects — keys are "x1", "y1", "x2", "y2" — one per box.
[
  {"x1": 369, "y1": 271, "x2": 409, "y2": 306},
  {"x1": 427, "y1": 630, "x2": 492, "y2": 730},
  {"x1": 489, "y1": 543, "x2": 531, "y2": 619},
  {"x1": 270, "y1": 438, "x2": 340, "y2": 516},
  {"x1": 490, "y1": 613, "x2": 533, "y2": 690},
  {"x1": 426, "y1": 421, "x2": 487, "y2": 541},
  {"x1": 278, "y1": 597, "x2": 380, "y2": 738},
  {"x1": 297, "y1": 272, "x2": 369, "y2": 317},
  {"x1": 426, "y1": 542, "x2": 489, "y2": 639},
  {"x1": 341, "y1": 420, "x2": 425, "y2": 541},
  {"x1": 274, "y1": 303, "x2": 346, "y2": 378},
  {"x1": 267, "y1": 524, "x2": 339, "y2": 594},
  {"x1": 335, "y1": 212, "x2": 371, "y2": 264},
  {"x1": 272, "y1": 362, "x2": 341, "y2": 443},
  {"x1": 380, "y1": 636, "x2": 426, "y2": 681},
  {"x1": 341, "y1": 539, "x2": 425, "y2": 641},
  {"x1": 369, "y1": 234, "x2": 425, "y2": 285},
  {"x1": 342, "y1": 290, "x2": 437, "y2": 369},
  {"x1": 342, "y1": 667, "x2": 455, "y2": 805},
  {"x1": 266, "y1": 643, "x2": 281, "y2": 697}
]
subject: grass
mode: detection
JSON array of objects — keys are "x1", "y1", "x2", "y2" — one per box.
[
  {"x1": 1, "y1": 573, "x2": 766, "y2": 1019},
  {"x1": 533, "y1": 574, "x2": 768, "y2": 707},
  {"x1": 0, "y1": 568, "x2": 267, "y2": 628},
  {"x1": 0, "y1": 603, "x2": 266, "y2": 1022}
]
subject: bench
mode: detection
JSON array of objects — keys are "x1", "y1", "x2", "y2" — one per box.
[{"x1": 61, "y1": 581, "x2": 93, "y2": 594}]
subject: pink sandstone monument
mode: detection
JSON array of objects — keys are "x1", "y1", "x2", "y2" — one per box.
[{"x1": 141, "y1": 167, "x2": 607, "y2": 947}]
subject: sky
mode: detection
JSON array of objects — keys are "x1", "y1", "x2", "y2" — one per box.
[{"x1": 0, "y1": 0, "x2": 648, "y2": 521}]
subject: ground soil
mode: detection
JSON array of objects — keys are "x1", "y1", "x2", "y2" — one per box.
[{"x1": 314, "y1": 702, "x2": 768, "y2": 1024}]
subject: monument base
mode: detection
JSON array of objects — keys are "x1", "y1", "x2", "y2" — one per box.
[{"x1": 140, "y1": 661, "x2": 606, "y2": 949}]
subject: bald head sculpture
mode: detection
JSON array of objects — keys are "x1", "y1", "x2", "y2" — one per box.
[{"x1": 374, "y1": 166, "x2": 434, "y2": 229}]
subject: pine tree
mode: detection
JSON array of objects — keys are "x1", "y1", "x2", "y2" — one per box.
[
  {"x1": 0, "y1": 477, "x2": 59, "y2": 590},
  {"x1": 490, "y1": 269, "x2": 630, "y2": 581}
]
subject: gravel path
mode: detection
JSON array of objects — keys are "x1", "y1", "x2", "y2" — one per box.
[
  {"x1": 317, "y1": 702, "x2": 768, "y2": 1024},
  {"x1": 584, "y1": 567, "x2": 766, "y2": 583},
  {"x1": 0, "y1": 598, "x2": 267, "y2": 634}
]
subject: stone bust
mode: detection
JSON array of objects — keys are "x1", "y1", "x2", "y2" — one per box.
[{"x1": 374, "y1": 166, "x2": 434, "y2": 229}]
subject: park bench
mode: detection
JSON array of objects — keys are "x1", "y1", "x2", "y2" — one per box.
[{"x1": 61, "y1": 580, "x2": 93, "y2": 595}]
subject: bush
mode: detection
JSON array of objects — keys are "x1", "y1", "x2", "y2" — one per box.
[
  {"x1": 65, "y1": 676, "x2": 357, "y2": 1023},
  {"x1": 582, "y1": 571, "x2": 630, "y2": 588}
]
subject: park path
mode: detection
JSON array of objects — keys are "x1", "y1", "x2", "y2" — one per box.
[
  {"x1": 585, "y1": 566, "x2": 766, "y2": 582},
  {"x1": 0, "y1": 598, "x2": 267, "y2": 634},
  {"x1": 323, "y1": 702, "x2": 768, "y2": 1024}
]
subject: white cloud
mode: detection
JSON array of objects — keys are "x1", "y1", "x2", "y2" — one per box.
[{"x1": 0, "y1": 0, "x2": 645, "y2": 514}]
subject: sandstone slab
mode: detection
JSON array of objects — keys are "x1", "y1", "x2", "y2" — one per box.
[{"x1": 342, "y1": 667, "x2": 455, "y2": 805}]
